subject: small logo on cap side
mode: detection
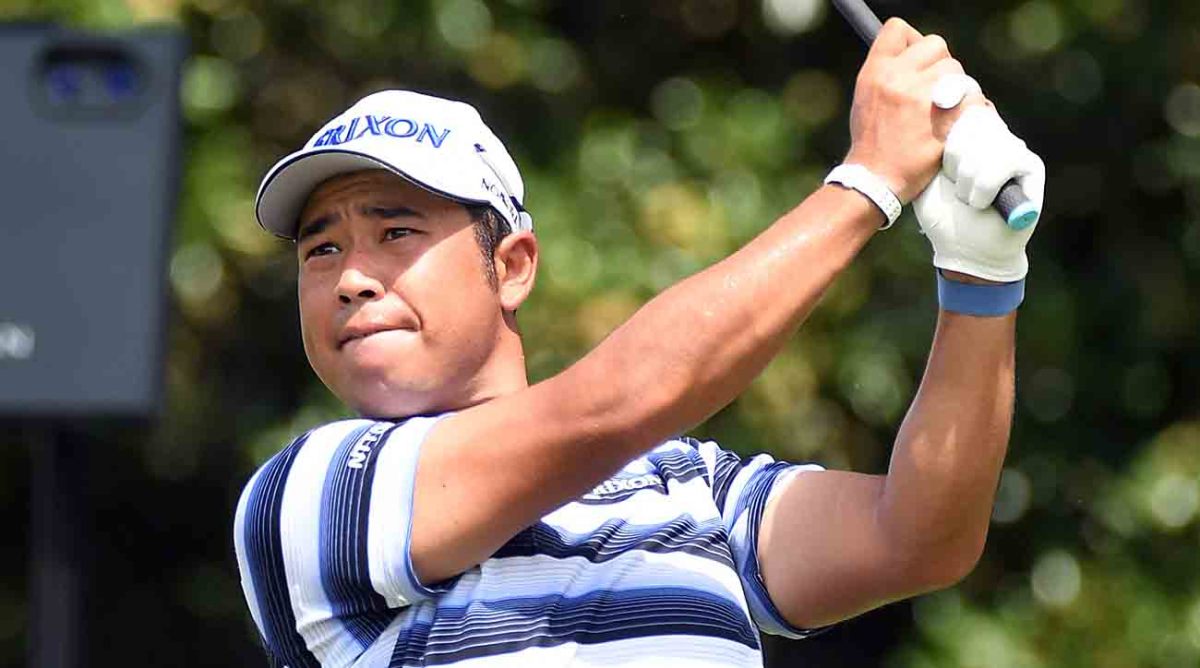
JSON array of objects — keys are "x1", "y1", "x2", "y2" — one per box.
[
  {"x1": 482, "y1": 178, "x2": 518, "y2": 221},
  {"x1": 312, "y1": 114, "x2": 451, "y2": 149}
]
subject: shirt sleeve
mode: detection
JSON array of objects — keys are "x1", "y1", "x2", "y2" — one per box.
[
  {"x1": 690, "y1": 438, "x2": 828, "y2": 639},
  {"x1": 365, "y1": 414, "x2": 460, "y2": 607}
]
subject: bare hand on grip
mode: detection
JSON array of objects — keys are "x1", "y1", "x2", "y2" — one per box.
[{"x1": 843, "y1": 19, "x2": 971, "y2": 204}]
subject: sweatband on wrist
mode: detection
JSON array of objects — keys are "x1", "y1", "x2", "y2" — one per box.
[{"x1": 936, "y1": 270, "x2": 1025, "y2": 316}]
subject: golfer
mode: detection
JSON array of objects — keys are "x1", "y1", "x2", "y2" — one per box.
[{"x1": 234, "y1": 19, "x2": 1045, "y2": 668}]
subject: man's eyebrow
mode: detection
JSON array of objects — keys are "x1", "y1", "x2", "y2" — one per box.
[
  {"x1": 361, "y1": 204, "x2": 426, "y2": 219},
  {"x1": 296, "y1": 213, "x2": 338, "y2": 243}
]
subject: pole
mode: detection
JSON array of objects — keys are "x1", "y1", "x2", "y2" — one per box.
[{"x1": 29, "y1": 425, "x2": 84, "y2": 668}]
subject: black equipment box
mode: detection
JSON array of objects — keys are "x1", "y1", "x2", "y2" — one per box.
[{"x1": 0, "y1": 24, "x2": 186, "y2": 417}]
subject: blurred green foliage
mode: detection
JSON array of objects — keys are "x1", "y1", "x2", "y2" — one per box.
[{"x1": 1, "y1": 0, "x2": 1197, "y2": 665}]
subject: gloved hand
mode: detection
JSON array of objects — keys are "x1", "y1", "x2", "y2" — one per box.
[{"x1": 913, "y1": 105, "x2": 1046, "y2": 283}]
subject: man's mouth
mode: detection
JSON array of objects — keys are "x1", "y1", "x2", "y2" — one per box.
[{"x1": 338, "y1": 325, "x2": 413, "y2": 349}]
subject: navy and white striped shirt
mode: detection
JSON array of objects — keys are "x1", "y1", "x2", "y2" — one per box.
[{"x1": 234, "y1": 416, "x2": 825, "y2": 667}]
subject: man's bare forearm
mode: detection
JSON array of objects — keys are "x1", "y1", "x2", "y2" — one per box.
[
  {"x1": 523, "y1": 186, "x2": 882, "y2": 502},
  {"x1": 560, "y1": 186, "x2": 880, "y2": 447},
  {"x1": 754, "y1": 308, "x2": 1015, "y2": 629},
  {"x1": 876, "y1": 309, "x2": 1015, "y2": 583}
]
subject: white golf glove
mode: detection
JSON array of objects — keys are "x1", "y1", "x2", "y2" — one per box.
[{"x1": 913, "y1": 105, "x2": 1046, "y2": 283}]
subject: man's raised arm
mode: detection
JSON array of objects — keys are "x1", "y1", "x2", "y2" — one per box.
[
  {"x1": 411, "y1": 18, "x2": 972, "y2": 585},
  {"x1": 755, "y1": 68, "x2": 1046, "y2": 630},
  {"x1": 756, "y1": 306, "x2": 1016, "y2": 628}
]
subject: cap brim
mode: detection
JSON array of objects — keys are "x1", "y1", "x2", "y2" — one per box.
[{"x1": 254, "y1": 149, "x2": 488, "y2": 240}]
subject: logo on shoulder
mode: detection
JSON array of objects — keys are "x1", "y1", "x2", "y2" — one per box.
[
  {"x1": 346, "y1": 423, "x2": 391, "y2": 470},
  {"x1": 582, "y1": 473, "x2": 665, "y2": 501}
]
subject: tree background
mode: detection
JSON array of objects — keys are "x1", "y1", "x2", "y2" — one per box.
[{"x1": 0, "y1": 0, "x2": 1198, "y2": 665}]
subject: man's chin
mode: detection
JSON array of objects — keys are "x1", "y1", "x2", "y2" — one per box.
[{"x1": 335, "y1": 372, "x2": 446, "y2": 420}]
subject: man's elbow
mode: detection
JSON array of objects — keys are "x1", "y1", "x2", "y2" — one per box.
[
  {"x1": 901, "y1": 533, "x2": 987, "y2": 594},
  {"x1": 769, "y1": 535, "x2": 987, "y2": 630}
]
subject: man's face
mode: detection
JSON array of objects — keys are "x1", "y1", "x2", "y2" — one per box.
[{"x1": 295, "y1": 169, "x2": 507, "y2": 418}]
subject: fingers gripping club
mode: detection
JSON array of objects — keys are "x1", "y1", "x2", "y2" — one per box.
[{"x1": 830, "y1": 0, "x2": 1040, "y2": 230}]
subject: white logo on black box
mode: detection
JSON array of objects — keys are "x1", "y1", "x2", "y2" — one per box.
[{"x1": 0, "y1": 323, "x2": 35, "y2": 360}]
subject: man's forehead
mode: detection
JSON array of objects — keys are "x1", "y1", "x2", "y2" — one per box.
[
  {"x1": 305, "y1": 169, "x2": 415, "y2": 206},
  {"x1": 294, "y1": 168, "x2": 473, "y2": 240},
  {"x1": 298, "y1": 169, "x2": 441, "y2": 221}
]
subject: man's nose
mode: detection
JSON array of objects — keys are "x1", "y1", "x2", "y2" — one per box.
[{"x1": 335, "y1": 260, "x2": 386, "y2": 305}]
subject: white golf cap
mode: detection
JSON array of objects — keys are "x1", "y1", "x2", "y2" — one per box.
[{"x1": 255, "y1": 90, "x2": 532, "y2": 239}]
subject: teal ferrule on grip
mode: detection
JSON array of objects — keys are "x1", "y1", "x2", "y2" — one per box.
[
  {"x1": 1006, "y1": 201, "x2": 1040, "y2": 230},
  {"x1": 936, "y1": 270, "x2": 1026, "y2": 316}
]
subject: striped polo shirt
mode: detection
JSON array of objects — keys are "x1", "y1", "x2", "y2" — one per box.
[{"x1": 234, "y1": 416, "x2": 824, "y2": 667}]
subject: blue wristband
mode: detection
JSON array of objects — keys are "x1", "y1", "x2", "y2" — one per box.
[{"x1": 936, "y1": 270, "x2": 1025, "y2": 316}]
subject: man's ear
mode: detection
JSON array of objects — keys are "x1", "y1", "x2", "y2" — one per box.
[{"x1": 493, "y1": 231, "x2": 538, "y2": 312}]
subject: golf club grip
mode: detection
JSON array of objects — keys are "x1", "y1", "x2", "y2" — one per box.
[
  {"x1": 830, "y1": 0, "x2": 1039, "y2": 230},
  {"x1": 994, "y1": 180, "x2": 1036, "y2": 229}
]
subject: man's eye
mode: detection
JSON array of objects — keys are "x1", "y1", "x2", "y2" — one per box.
[
  {"x1": 304, "y1": 242, "x2": 338, "y2": 260},
  {"x1": 384, "y1": 227, "x2": 416, "y2": 241}
]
